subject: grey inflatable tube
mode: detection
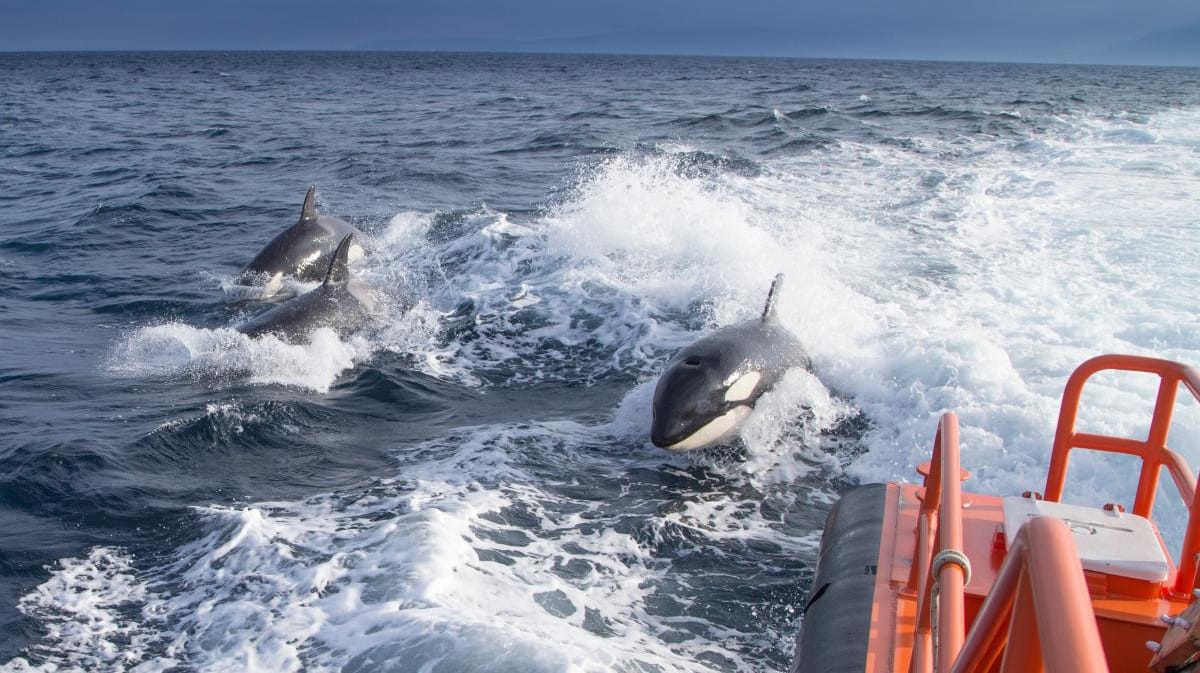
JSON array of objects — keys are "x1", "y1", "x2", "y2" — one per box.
[{"x1": 790, "y1": 483, "x2": 887, "y2": 673}]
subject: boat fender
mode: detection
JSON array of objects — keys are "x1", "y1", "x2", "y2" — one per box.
[{"x1": 790, "y1": 483, "x2": 887, "y2": 673}]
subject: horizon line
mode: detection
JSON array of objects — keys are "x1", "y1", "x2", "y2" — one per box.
[{"x1": 0, "y1": 47, "x2": 1195, "y2": 69}]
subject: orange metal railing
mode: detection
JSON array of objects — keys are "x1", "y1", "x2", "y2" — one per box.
[
  {"x1": 1042, "y1": 354, "x2": 1200, "y2": 594},
  {"x1": 910, "y1": 413, "x2": 967, "y2": 673},
  {"x1": 909, "y1": 354, "x2": 1200, "y2": 673},
  {"x1": 911, "y1": 412, "x2": 1113, "y2": 673},
  {"x1": 949, "y1": 516, "x2": 1111, "y2": 673}
]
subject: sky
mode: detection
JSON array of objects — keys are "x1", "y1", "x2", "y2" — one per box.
[{"x1": 1, "y1": 0, "x2": 1198, "y2": 64}]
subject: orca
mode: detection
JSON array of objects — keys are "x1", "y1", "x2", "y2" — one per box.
[
  {"x1": 650, "y1": 274, "x2": 810, "y2": 451},
  {"x1": 237, "y1": 234, "x2": 377, "y2": 341},
  {"x1": 241, "y1": 186, "x2": 365, "y2": 289}
]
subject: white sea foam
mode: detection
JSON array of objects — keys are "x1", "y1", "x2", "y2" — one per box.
[
  {"x1": 11, "y1": 420, "x2": 813, "y2": 672},
  {"x1": 105, "y1": 300, "x2": 448, "y2": 394},
  {"x1": 466, "y1": 106, "x2": 1200, "y2": 533},
  {"x1": 8, "y1": 548, "x2": 158, "y2": 673},
  {"x1": 752, "y1": 103, "x2": 1200, "y2": 523},
  {"x1": 409, "y1": 150, "x2": 857, "y2": 393},
  {"x1": 105, "y1": 323, "x2": 369, "y2": 393}
]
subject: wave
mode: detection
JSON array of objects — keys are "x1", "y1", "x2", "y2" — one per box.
[
  {"x1": 106, "y1": 323, "x2": 373, "y2": 393},
  {"x1": 9, "y1": 402, "x2": 848, "y2": 672}
]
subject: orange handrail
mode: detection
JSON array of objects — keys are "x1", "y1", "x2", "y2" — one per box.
[
  {"x1": 906, "y1": 355, "x2": 1197, "y2": 673},
  {"x1": 949, "y1": 516, "x2": 1111, "y2": 673},
  {"x1": 1042, "y1": 354, "x2": 1200, "y2": 594},
  {"x1": 910, "y1": 413, "x2": 968, "y2": 673},
  {"x1": 911, "y1": 412, "x2": 1115, "y2": 673}
]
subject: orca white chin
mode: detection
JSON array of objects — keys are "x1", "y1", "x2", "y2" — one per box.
[{"x1": 662, "y1": 406, "x2": 753, "y2": 452}]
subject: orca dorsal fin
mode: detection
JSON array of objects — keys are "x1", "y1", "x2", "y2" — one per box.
[
  {"x1": 322, "y1": 234, "x2": 354, "y2": 287},
  {"x1": 299, "y1": 185, "x2": 317, "y2": 224},
  {"x1": 761, "y1": 273, "x2": 784, "y2": 322}
]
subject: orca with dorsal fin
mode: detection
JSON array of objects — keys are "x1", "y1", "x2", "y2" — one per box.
[
  {"x1": 650, "y1": 274, "x2": 811, "y2": 451},
  {"x1": 241, "y1": 185, "x2": 365, "y2": 287},
  {"x1": 237, "y1": 234, "x2": 378, "y2": 341}
]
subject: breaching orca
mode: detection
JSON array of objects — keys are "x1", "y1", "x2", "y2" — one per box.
[
  {"x1": 241, "y1": 186, "x2": 365, "y2": 287},
  {"x1": 237, "y1": 234, "x2": 376, "y2": 341},
  {"x1": 650, "y1": 274, "x2": 810, "y2": 451}
]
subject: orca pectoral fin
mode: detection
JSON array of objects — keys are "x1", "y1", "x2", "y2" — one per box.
[
  {"x1": 322, "y1": 234, "x2": 354, "y2": 287},
  {"x1": 762, "y1": 273, "x2": 784, "y2": 322}
]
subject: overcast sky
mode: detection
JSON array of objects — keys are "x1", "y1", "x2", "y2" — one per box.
[{"x1": 2, "y1": 0, "x2": 1197, "y2": 63}]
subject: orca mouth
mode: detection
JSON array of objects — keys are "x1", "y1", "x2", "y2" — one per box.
[
  {"x1": 650, "y1": 414, "x2": 697, "y2": 449},
  {"x1": 650, "y1": 429, "x2": 684, "y2": 449}
]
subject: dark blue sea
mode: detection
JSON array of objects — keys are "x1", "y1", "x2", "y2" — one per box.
[{"x1": 1, "y1": 51, "x2": 1198, "y2": 672}]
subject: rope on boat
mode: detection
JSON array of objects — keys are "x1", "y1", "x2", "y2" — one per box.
[
  {"x1": 933, "y1": 548, "x2": 973, "y2": 585},
  {"x1": 931, "y1": 548, "x2": 973, "y2": 664}
]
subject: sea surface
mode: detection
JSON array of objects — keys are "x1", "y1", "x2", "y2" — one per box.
[{"x1": 1, "y1": 51, "x2": 1199, "y2": 672}]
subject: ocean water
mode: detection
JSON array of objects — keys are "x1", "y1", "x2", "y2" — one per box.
[{"x1": 1, "y1": 51, "x2": 1199, "y2": 672}]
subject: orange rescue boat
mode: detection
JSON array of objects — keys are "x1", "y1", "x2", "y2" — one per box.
[{"x1": 790, "y1": 354, "x2": 1200, "y2": 673}]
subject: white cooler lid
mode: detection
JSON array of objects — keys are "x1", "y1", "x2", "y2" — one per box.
[{"x1": 1002, "y1": 496, "x2": 1170, "y2": 583}]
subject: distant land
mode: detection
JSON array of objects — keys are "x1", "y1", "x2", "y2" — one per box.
[
  {"x1": 361, "y1": 25, "x2": 1200, "y2": 67},
  {"x1": 1096, "y1": 25, "x2": 1200, "y2": 66}
]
